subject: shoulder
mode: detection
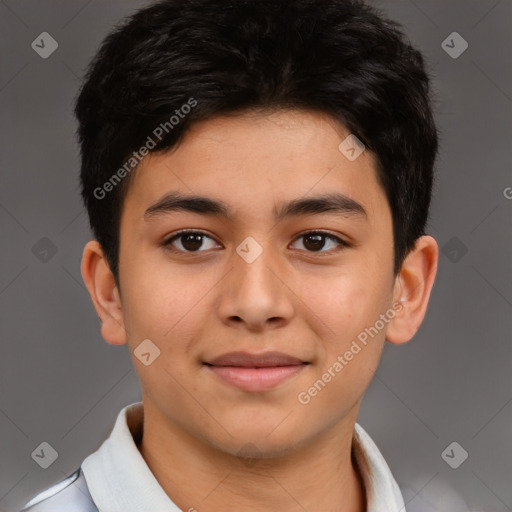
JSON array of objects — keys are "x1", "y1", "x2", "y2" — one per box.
[{"x1": 19, "y1": 468, "x2": 98, "y2": 512}]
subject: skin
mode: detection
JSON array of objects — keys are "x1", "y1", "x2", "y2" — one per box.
[{"x1": 81, "y1": 109, "x2": 438, "y2": 512}]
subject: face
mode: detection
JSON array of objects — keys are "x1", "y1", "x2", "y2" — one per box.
[{"x1": 115, "y1": 109, "x2": 399, "y2": 457}]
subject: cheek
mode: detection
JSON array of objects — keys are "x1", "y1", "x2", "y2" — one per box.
[
  {"x1": 125, "y1": 244, "x2": 205, "y2": 309},
  {"x1": 300, "y1": 279, "x2": 389, "y2": 418},
  {"x1": 314, "y1": 271, "x2": 389, "y2": 339},
  {"x1": 311, "y1": 271, "x2": 392, "y2": 396},
  {"x1": 120, "y1": 256, "x2": 206, "y2": 346}
]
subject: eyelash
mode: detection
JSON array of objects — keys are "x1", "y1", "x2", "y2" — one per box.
[{"x1": 161, "y1": 229, "x2": 350, "y2": 255}]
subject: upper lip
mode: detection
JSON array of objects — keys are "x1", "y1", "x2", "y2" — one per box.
[{"x1": 204, "y1": 351, "x2": 308, "y2": 367}]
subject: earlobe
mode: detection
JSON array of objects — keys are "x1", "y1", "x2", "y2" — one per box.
[
  {"x1": 386, "y1": 235, "x2": 439, "y2": 345},
  {"x1": 81, "y1": 240, "x2": 128, "y2": 346}
]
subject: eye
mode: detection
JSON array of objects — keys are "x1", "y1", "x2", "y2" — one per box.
[
  {"x1": 162, "y1": 229, "x2": 349, "y2": 255},
  {"x1": 290, "y1": 231, "x2": 349, "y2": 253},
  {"x1": 162, "y1": 230, "x2": 220, "y2": 253}
]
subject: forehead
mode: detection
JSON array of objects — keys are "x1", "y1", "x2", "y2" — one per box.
[{"x1": 122, "y1": 109, "x2": 387, "y2": 224}]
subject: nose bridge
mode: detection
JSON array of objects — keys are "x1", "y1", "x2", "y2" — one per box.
[
  {"x1": 217, "y1": 237, "x2": 295, "y2": 329},
  {"x1": 236, "y1": 243, "x2": 276, "y2": 291}
]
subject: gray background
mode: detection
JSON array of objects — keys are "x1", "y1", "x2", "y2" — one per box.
[{"x1": 1, "y1": 1, "x2": 511, "y2": 511}]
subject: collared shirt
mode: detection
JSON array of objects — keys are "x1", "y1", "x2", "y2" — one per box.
[{"x1": 81, "y1": 402, "x2": 408, "y2": 512}]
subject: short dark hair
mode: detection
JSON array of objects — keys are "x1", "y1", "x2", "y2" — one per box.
[{"x1": 75, "y1": 0, "x2": 439, "y2": 286}]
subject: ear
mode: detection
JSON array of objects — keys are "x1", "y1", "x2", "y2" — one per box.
[
  {"x1": 81, "y1": 240, "x2": 128, "y2": 346},
  {"x1": 386, "y1": 235, "x2": 439, "y2": 345}
]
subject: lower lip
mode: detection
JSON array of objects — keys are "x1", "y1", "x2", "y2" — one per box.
[{"x1": 205, "y1": 364, "x2": 307, "y2": 392}]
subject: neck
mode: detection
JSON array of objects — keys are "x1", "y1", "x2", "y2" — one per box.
[{"x1": 137, "y1": 402, "x2": 366, "y2": 512}]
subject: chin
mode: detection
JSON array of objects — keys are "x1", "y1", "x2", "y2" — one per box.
[
  {"x1": 206, "y1": 421, "x2": 310, "y2": 459},
  {"x1": 218, "y1": 436, "x2": 306, "y2": 462}
]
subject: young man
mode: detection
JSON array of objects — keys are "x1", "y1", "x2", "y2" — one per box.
[{"x1": 21, "y1": 0, "x2": 441, "y2": 510}]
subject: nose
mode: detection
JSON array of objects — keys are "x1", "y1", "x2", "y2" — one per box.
[{"x1": 216, "y1": 242, "x2": 295, "y2": 332}]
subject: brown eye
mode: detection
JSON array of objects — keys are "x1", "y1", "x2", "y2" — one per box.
[
  {"x1": 178, "y1": 233, "x2": 204, "y2": 251},
  {"x1": 163, "y1": 231, "x2": 220, "y2": 253},
  {"x1": 291, "y1": 231, "x2": 348, "y2": 253},
  {"x1": 303, "y1": 233, "x2": 326, "y2": 251}
]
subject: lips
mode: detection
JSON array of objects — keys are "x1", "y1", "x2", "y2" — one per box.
[
  {"x1": 204, "y1": 351, "x2": 307, "y2": 368},
  {"x1": 203, "y1": 351, "x2": 309, "y2": 392}
]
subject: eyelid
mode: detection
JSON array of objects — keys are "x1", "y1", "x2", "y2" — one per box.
[
  {"x1": 162, "y1": 229, "x2": 350, "y2": 254},
  {"x1": 162, "y1": 229, "x2": 220, "y2": 252},
  {"x1": 291, "y1": 230, "x2": 350, "y2": 253}
]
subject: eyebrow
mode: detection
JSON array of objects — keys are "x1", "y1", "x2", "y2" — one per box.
[{"x1": 143, "y1": 191, "x2": 367, "y2": 222}]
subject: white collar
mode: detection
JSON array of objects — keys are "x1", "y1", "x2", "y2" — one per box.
[{"x1": 82, "y1": 402, "x2": 406, "y2": 512}]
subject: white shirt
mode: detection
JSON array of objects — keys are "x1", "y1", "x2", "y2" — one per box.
[{"x1": 81, "y1": 402, "x2": 408, "y2": 512}]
